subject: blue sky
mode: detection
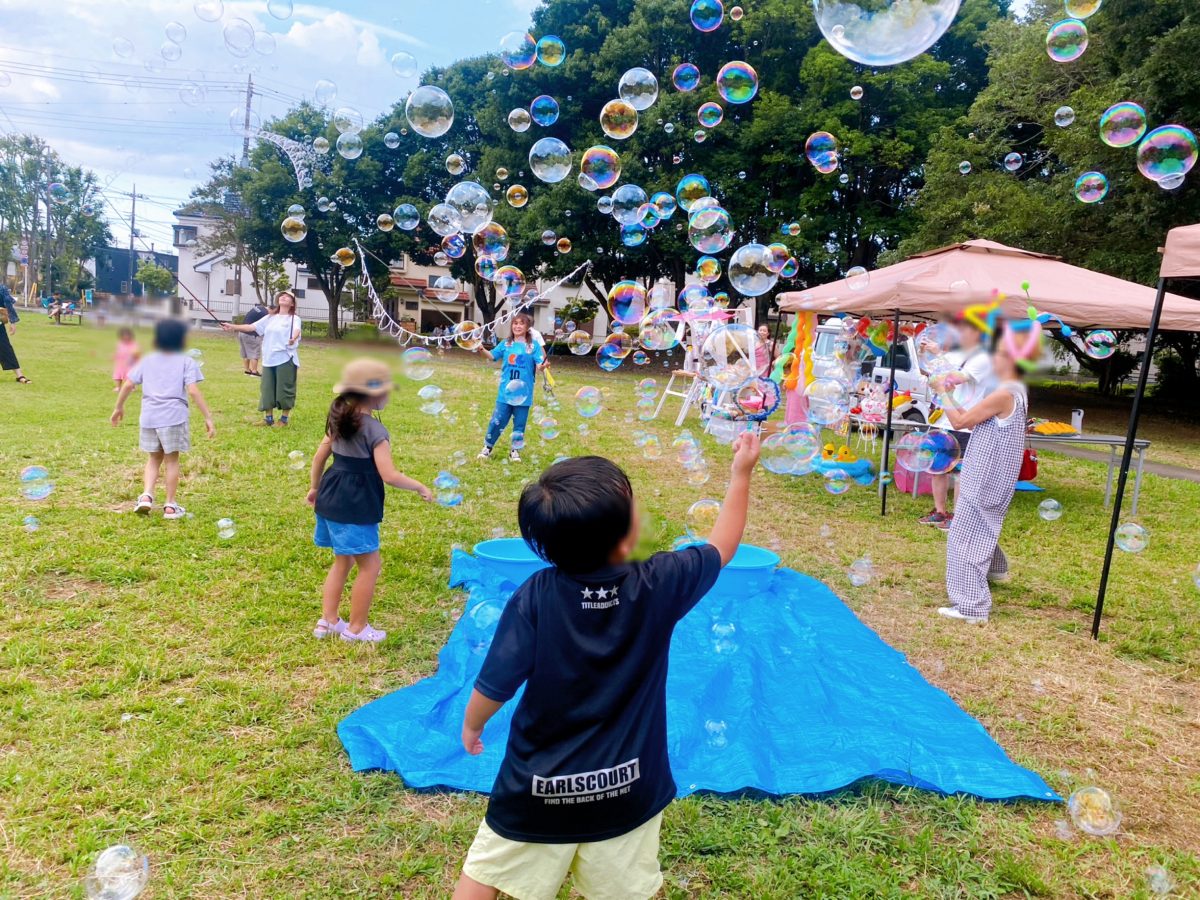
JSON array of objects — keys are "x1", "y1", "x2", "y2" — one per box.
[{"x1": 0, "y1": 0, "x2": 538, "y2": 249}]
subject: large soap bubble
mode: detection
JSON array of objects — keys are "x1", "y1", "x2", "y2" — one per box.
[
  {"x1": 500, "y1": 31, "x2": 536, "y2": 70},
  {"x1": 673, "y1": 63, "x2": 701, "y2": 92},
  {"x1": 727, "y1": 243, "x2": 778, "y2": 296},
  {"x1": 444, "y1": 181, "x2": 494, "y2": 234},
  {"x1": 394, "y1": 203, "x2": 420, "y2": 230},
  {"x1": 528, "y1": 137, "x2": 572, "y2": 183},
  {"x1": 426, "y1": 203, "x2": 463, "y2": 236},
  {"x1": 690, "y1": 0, "x2": 724, "y2": 32},
  {"x1": 700, "y1": 323, "x2": 759, "y2": 390},
  {"x1": 530, "y1": 94, "x2": 560, "y2": 126},
  {"x1": 688, "y1": 205, "x2": 734, "y2": 253},
  {"x1": 675, "y1": 173, "x2": 711, "y2": 211},
  {"x1": 813, "y1": 0, "x2": 962, "y2": 67},
  {"x1": 611, "y1": 184, "x2": 649, "y2": 225},
  {"x1": 607, "y1": 280, "x2": 647, "y2": 326},
  {"x1": 600, "y1": 99, "x2": 638, "y2": 140},
  {"x1": 618, "y1": 67, "x2": 659, "y2": 111},
  {"x1": 640, "y1": 308, "x2": 681, "y2": 350},
  {"x1": 581, "y1": 145, "x2": 622, "y2": 190},
  {"x1": 1136, "y1": 125, "x2": 1198, "y2": 183},
  {"x1": 805, "y1": 131, "x2": 839, "y2": 173},
  {"x1": 405, "y1": 85, "x2": 454, "y2": 138},
  {"x1": 1099, "y1": 102, "x2": 1146, "y2": 148},
  {"x1": 716, "y1": 61, "x2": 758, "y2": 104},
  {"x1": 507, "y1": 108, "x2": 532, "y2": 133},
  {"x1": 1073, "y1": 171, "x2": 1109, "y2": 204},
  {"x1": 84, "y1": 844, "x2": 149, "y2": 900},
  {"x1": 536, "y1": 35, "x2": 566, "y2": 66},
  {"x1": 1046, "y1": 18, "x2": 1088, "y2": 62},
  {"x1": 335, "y1": 132, "x2": 363, "y2": 160}
]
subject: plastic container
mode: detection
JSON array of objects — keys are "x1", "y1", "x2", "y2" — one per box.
[
  {"x1": 710, "y1": 544, "x2": 780, "y2": 600},
  {"x1": 472, "y1": 538, "x2": 550, "y2": 586}
]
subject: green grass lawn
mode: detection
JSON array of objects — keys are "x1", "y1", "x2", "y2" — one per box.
[{"x1": 1, "y1": 317, "x2": 1198, "y2": 898}]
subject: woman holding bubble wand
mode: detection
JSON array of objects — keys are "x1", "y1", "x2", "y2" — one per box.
[
  {"x1": 222, "y1": 291, "x2": 301, "y2": 426},
  {"x1": 475, "y1": 312, "x2": 546, "y2": 463}
]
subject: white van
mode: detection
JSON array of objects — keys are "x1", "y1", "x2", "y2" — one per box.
[{"x1": 812, "y1": 323, "x2": 933, "y2": 424}]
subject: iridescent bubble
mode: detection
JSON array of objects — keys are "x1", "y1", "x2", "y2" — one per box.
[
  {"x1": 445, "y1": 153, "x2": 466, "y2": 175},
  {"x1": 394, "y1": 203, "x2": 420, "y2": 230},
  {"x1": 1136, "y1": 125, "x2": 1198, "y2": 182},
  {"x1": 557, "y1": 237, "x2": 573, "y2": 254},
  {"x1": 335, "y1": 132, "x2": 363, "y2": 160},
  {"x1": 405, "y1": 85, "x2": 454, "y2": 138},
  {"x1": 1099, "y1": 102, "x2": 1146, "y2": 148},
  {"x1": 727, "y1": 243, "x2": 778, "y2": 297},
  {"x1": 575, "y1": 385, "x2": 603, "y2": 417},
  {"x1": 697, "y1": 102, "x2": 723, "y2": 128},
  {"x1": 1083, "y1": 329, "x2": 1117, "y2": 359},
  {"x1": 529, "y1": 137, "x2": 572, "y2": 183},
  {"x1": 1068, "y1": 786, "x2": 1122, "y2": 836},
  {"x1": 1003, "y1": 152, "x2": 1022, "y2": 172},
  {"x1": 442, "y1": 233, "x2": 467, "y2": 258},
  {"x1": 690, "y1": 0, "x2": 724, "y2": 32},
  {"x1": 1046, "y1": 17, "x2": 1089, "y2": 63},
  {"x1": 506, "y1": 184, "x2": 529, "y2": 208},
  {"x1": 281, "y1": 216, "x2": 307, "y2": 243},
  {"x1": 694, "y1": 129, "x2": 708, "y2": 143},
  {"x1": 600, "y1": 98, "x2": 639, "y2": 140},
  {"x1": 652, "y1": 191, "x2": 677, "y2": 218},
  {"x1": 400, "y1": 347, "x2": 435, "y2": 382},
  {"x1": 678, "y1": 284, "x2": 713, "y2": 313},
  {"x1": 473, "y1": 223, "x2": 511, "y2": 260},
  {"x1": 850, "y1": 85, "x2": 864, "y2": 100},
  {"x1": 390, "y1": 51, "x2": 418, "y2": 78},
  {"x1": 314, "y1": 79, "x2": 336, "y2": 106},
  {"x1": 618, "y1": 67, "x2": 659, "y2": 111},
  {"x1": 675, "y1": 173, "x2": 711, "y2": 211},
  {"x1": 958, "y1": 160, "x2": 972, "y2": 175},
  {"x1": 313, "y1": 136, "x2": 330, "y2": 154},
  {"x1": 608, "y1": 281, "x2": 647, "y2": 326},
  {"x1": 500, "y1": 31, "x2": 536, "y2": 70},
  {"x1": 1073, "y1": 171, "x2": 1109, "y2": 204},
  {"x1": 730, "y1": 4, "x2": 745, "y2": 19},
  {"x1": 445, "y1": 181, "x2": 495, "y2": 234},
  {"x1": 716, "y1": 60, "x2": 758, "y2": 104},
  {"x1": 621, "y1": 223, "x2": 647, "y2": 247},
  {"x1": 46, "y1": 183, "x2": 69, "y2": 205},
  {"x1": 824, "y1": 469, "x2": 851, "y2": 495},
  {"x1": 536, "y1": 35, "x2": 566, "y2": 67},
  {"x1": 805, "y1": 131, "x2": 839, "y2": 173},
  {"x1": 673, "y1": 63, "x2": 701, "y2": 92},
  {"x1": 567, "y1": 331, "x2": 594, "y2": 356},
  {"x1": 494, "y1": 265, "x2": 526, "y2": 298},
  {"x1": 700, "y1": 323, "x2": 758, "y2": 390},
  {"x1": 581, "y1": 145, "x2": 622, "y2": 190},
  {"x1": 640, "y1": 309, "x2": 681, "y2": 351},
  {"x1": 530, "y1": 94, "x2": 560, "y2": 126},
  {"x1": 612, "y1": 184, "x2": 649, "y2": 225},
  {"x1": 427, "y1": 203, "x2": 463, "y2": 237},
  {"x1": 22, "y1": 515, "x2": 39, "y2": 533},
  {"x1": 508, "y1": 107, "x2": 532, "y2": 133},
  {"x1": 475, "y1": 257, "x2": 498, "y2": 281},
  {"x1": 1115, "y1": 522, "x2": 1148, "y2": 553},
  {"x1": 541, "y1": 229, "x2": 557, "y2": 246},
  {"x1": 1054, "y1": 106, "x2": 1076, "y2": 127},
  {"x1": 19, "y1": 465, "x2": 53, "y2": 500},
  {"x1": 814, "y1": 0, "x2": 962, "y2": 66},
  {"x1": 696, "y1": 256, "x2": 722, "y2": 283},
  {"x1": 688, "y1": 206, "x2": 734, "y2": 253},
  {"x1": 383, "y1": 131, "x2": 400, "y2": 149},
  {"x1": 1038, "y1": 499, "x2": 1063, "y2": 521}
]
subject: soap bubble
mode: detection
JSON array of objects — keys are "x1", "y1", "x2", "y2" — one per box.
[
  {"x1": 686, "y1": 499, "x2": 721, "y2": 539},
  {"x1": 445, "y1": 181, "x2": 495, "y2": 234},
  {"x1": 894, "y1": 431, "x2": 930, "y2": 472},
  {"x1": 1099, "y1": 102, "x2": 1146, "y2": 148},
  {"x1": 503, "y1": 380, "x2": 531, "y2": 405},
  {"x1": 472, "y1": 222, "x2": 511, "y2": 260},
  {"x1": 557, "y1": 237, "x2": 573, "y2": 254},
  {"x1": 113, "y1": 37, "x2": 135, "y2": 58},
  {"x1": 1083, "y1": 329, "x2": 1117, "y2": 359},
  {"x1": 313, "y1": 136, "x2": 330, "y2": 154},
  {"x1": 608, "y1": 281, "x2": 647, "y2": 326},
  {"x1": 503, "y1": 184, "x2": 528, "y2": 208},
  {"x1": 19, "y1": 465, "x2": 54, "y2": 500},
  {"x1": 431, "y1": 275, "x2": 459, "y2": 302},
  {"x1": 84, "y1": 844, "x2": 149, "y2": 900},
  {"x1": 216, "y1": 518, "x2": 236, "y2": 540},
  {"x1": 506, "y1": 107, "x2": 532, "y2": 133},
  {"x1": 640, "y1": 309, "x2": 681, "y2": 351},
  {"x1": 600, "y1": 99, "x2": 638, "y2": 140},
  {"x1": 846, "y1": 266, "x2": 870, "y2": 290},
  {"x1": 22, "y1": 515, "x2": 38, "y2": 532},
  {"x1": 704, "y1": 718, "x2": 728, "y2": 748},
  {"x1": 612, "y1": 184, "x2": 649, "y2": 224},
  {"x1": 536, "y1": 35, "x2": 566, "y2": 66},
  {"x1": 401, "y1": 346, "x2": 435, "y2": 381},
  {"x1": 850, "y1": 85, "x2": 864, "y2": 100},
  {"x1": 805, "y1": 378, "x2": 851, "y2": 426},
  {"x1": 254, "y1": 31, "x2": 276, "y2": 56},
  {"x1": 223, "y1": 18, "x2": 255, "y2": 57},
  {"x1": 690, "y1": 0, "x2": 724, "y2": 32},
  {"x1": 1115, "y1": 522, "x2": 1148, "y2": 553},
  {"x1": 441, "y1": 233, "x2": 466, "y2": 259},
  {"x1": 824, "y1": 468, "x2": 851, "y2": 495},
  {"x1": 805, "y1": 131, "x2": 839, "y2": 173},
  {"x1": 814, "y1": 0, "x2": 962, "y2": 66},
  {"x1": 529, "y1": 137, "x2": 572, "y2": 183},
  {"x1": 618, "y1": 67, "x2": 658, "y2": 110},
  {"x1": 575, "y1": 385, "x2": 603, "y2": 417},
  {"x1": 444, "y1": 153, "x2": 466, "y2": 175},
  {"x1": 716, "y1": 61, "x2": 758, "y2": 104},
  {"x1": 848, "y1": 557, "x2": 874, "y2": 586},
  {"x1": 619, "y1": 223, "x2": 646, "y2": 247},
  {"x1": 567, "y1": 331, "x2": 595, "y2": 356},
  {"x1": 581, "y1": 145, "x2": 622, "y2": 190},
  {"x1": 1068, "y1": 787, "x2": 1121, "y2": 836},
  {"x1": 1145, "y1": 865, "x2": 1175, "y2": 896},
  {"x1": 394, "y1": 203, "x2": 420, "y2": 230},
  {"x1": 675, "y1": 173, "x2": 711, "y2": 212},
  {"x1": 700, "y1": 323, "x2": 759, "y2": 390},
  {"x1": 493, "y1": 265, "x2": 526, "y2": 298},
  {"x1": 1066, "y1": 0, "x2": 1101, "y2": 16},
  {"x1": 390, "y1": 51, "x2": 417, "y2": 78},
  {"x1": 711, "y1": 620, "x2": 738, "y2": 654},
  {"x1": 1136, "y1": 125, "x2": 1198, "y2": 183},
  {"x1": 383, "y1": 132, "x2": 400, "y2": 149},
  {"x1": 453, "y1": 321, "x2": 483, "y2": 351},
  {"x1": 313, "y1": 79, "x2": 336, "y2": 106},
  {"x1": 426, "y1": 203, "x2": 463, "y2": 237},
  {"x1": 696, "y1": 256, "x2": 722, "y2": 283},
  {"x1": 1038, "y1": 499, "x2": 1063, "y2": 521},
  {"x1": 919, "y1": 430, "x2": 961, "y2": 475},
  {"x1": 499, "y1": 31, "x2": 536, "y2": 70},
  {"x1": 405, "y1": 85, "x2": 454, "y2": 138},
  {"x1": 335, "y1": 133, "x2": 363, "y2": 160},
  {"x1": 287, "y1": 449, "x2": 307, "y2": 471},
  {"x1": 1046, "y1": 18, "x2": 1088, "y2": 62},
  {"x1": 697, "y1": 102, "x2": 723, "y2": 128},
  {"x1": 1054, "y1": 106, "x2": 1076, "y2": 127},
  {"x1": 530, "y1": 94, "x2": 560, "y2": 126},
  {"x1": 673, "y1": 63, "x2": 701, "y2": 92},
  {"x1": 1073, "y1": 171, "x2": 1109, "y2": 204},
  {"x1": 688, "y1": 205, "x2": 734, "y2": 254},
  {"x1": 193, "y1": 1, "x2": 223, "y2": 22},
  {"x1": 160, "y1": 41, "x2": 182, "y2": 62},
  {"x1": 958, "y1": 160, "x2": 972, "y2": 175},
  {"x1": 280, "y1": 216, "x2": 307, "y2": 243},
  {"x1": 728, "y1": 243, "x2": 779, "y2": 297},
  {"x1": 1003, "y1": 151, "x2": 1022, "y2": 172},
  {"x1": 329, "y1": 247, "x2": 355, "y2": 269}
]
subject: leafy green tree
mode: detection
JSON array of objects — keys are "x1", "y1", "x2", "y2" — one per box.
[{"x1": 135, "y1": 260, "x2": 176, "y2": 296}]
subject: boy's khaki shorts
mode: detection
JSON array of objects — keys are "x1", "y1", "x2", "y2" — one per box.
[{"x1": 462, "y1": 813, "x2": 663, "y2": 900}]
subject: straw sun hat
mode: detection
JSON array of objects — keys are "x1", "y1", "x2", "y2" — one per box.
[{"x1": 333, "y1": 358, "x2": 394, "y2": 396}]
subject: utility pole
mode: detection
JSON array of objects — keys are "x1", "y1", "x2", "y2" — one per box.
[
  {"x1": 128, "y1": 183, "x2": 137, "y2": 300},
  {"x1": 241, "y1": 74, "x2": 254, "y2": 162}
]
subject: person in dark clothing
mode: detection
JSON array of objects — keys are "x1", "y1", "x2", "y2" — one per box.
[
  {"x1": 0, "y1": 284, "x2": 29, "y2": 383},
  {"x1": 454, "y1": 434, "x2": 761, "y2": 900}
]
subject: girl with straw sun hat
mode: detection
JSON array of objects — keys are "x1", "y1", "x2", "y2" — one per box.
[{"x1": 307, "y1": 358, "x2": 432, "y2": 643}]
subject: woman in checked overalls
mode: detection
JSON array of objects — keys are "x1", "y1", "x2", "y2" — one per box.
[{"x1": 936, "y1": 340, "x2": 1028, "y2": 623}]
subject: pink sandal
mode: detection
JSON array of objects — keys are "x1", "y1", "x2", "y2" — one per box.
[
  {"x1": 313, "y1": 618, "x2": 347, "y2": 639},
  {"x1": 340, "y1": 623, "x2": 386, "y2": 643}
]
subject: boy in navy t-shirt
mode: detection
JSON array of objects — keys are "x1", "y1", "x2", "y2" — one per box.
[{"x1": 454, "y1": 433, "x2": 761, "y2": 900}]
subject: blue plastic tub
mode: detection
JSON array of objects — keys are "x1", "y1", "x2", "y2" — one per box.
[
  {"x1": 472, "y1": 538, "x2": 549, "y2": 586},
  {"x1": 711, "y1": 544, "x2": 780, "y2": 599}
]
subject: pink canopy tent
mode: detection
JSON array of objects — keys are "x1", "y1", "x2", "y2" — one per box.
[{"x1": 777, "y1": 239, "x2": 1200, "y2": 332}]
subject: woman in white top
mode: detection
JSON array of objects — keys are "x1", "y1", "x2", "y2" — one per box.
[
  {"x1": 938, "y1": 338, "x2": 1028, "y2": 623},
  {"x1": 223, "y1": 291, "x2": 302, "y2": 426}
]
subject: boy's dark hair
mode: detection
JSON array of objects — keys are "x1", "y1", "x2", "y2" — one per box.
[
  {"x1": 519, "y1": 457, "x2": 633, "y2": 574},
  {"x1": 326, "y1": 392, "x2": 366, "y2": 441},
  {"x1": 154, "y1": 319, "x2": 187, "y2": 352}
]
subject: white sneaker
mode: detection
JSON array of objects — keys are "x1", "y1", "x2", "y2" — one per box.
[
  {"x1": 509, "y1": 449, "x2": 522, "y2": 462},
  {"x1": 477, "y1": 446, "x2": 492, "y2": 459},
  {"x1": 937, "y1": 607, "x2": 988, "y2": 624}
]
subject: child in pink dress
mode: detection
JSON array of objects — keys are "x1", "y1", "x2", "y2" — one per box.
[{"x1": 113, "y1": 328, "x2": 140, "y2": 391}]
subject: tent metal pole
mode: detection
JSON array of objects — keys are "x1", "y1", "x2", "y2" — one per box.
[
  {"x1": 879, "y1": 307, "x2": 902, "y2": 516},
  {"x1": 1091, "y1": 278, "x2": 1167, "y2": 639}
]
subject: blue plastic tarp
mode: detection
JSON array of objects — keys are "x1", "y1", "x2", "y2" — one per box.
[{"x1": 338, "y1": 550, "x2": 1058, "y2": 804}]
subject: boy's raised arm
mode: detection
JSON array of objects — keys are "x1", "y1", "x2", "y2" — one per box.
[{"x1": 708, "y1": 431, "x2": 761, "y2": 566}]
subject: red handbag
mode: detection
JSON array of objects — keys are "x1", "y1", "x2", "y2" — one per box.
[{"x1": 1018, "y1": 448, "x2": 1038, "y2": 481}]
